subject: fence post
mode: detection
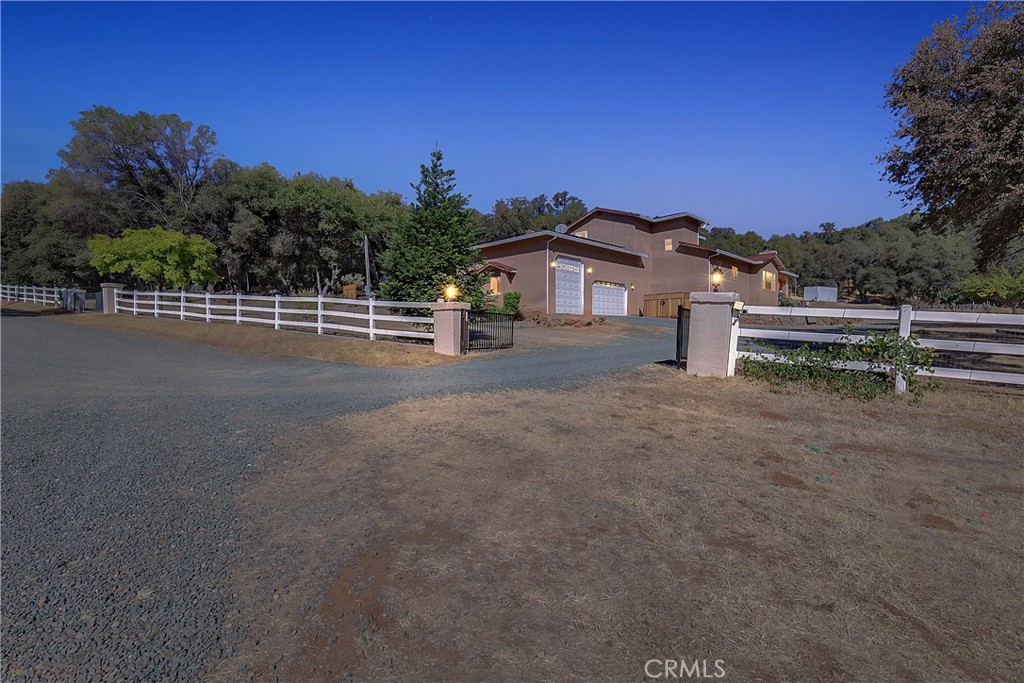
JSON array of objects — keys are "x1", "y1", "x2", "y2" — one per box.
[
  {"x1": 205, "y1": 292, "x2": 211, "y2": 323},
  {"x1": 317, "y1": 295, "x2": 323, "y2": 335},
  {"x1": 895, "y1": 304, "x2": 914, "y2": 394},
  {"x1": 154, "y1": 291, "x2": 160, "y2": 318},
  {"x1": 133, "y1": 291, "x2": 138, "y2": 315},
  {"x1": 274, "y1": 295, "x2": 281, "y2": 330},
  {"x1": 100, "y1": 283, "x2": 121, "y2": 314},
  {"x1": 430, "y1": 301, "x2": 470, "y2": 355},
  {"x1": 686, "y1": 291, "x2": 742, "y2": 378},
  {"x1": 180, "y1": 291, "x2": 185, "y2": 320},
  {"x1": 368, "y1": 299, "x2": 376, "y2": 340},
  {"x1": 236, "y1": 293, "x2": 242, "y2": 325}
]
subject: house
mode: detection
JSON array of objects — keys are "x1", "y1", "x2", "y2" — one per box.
[{"x1": 475, "y1": 207, "x2": 797, "y2": 316}]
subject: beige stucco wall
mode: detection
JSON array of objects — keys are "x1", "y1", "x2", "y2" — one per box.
[
  {"x1": 477, "y1": 236, "x2": 648, "y2": 316},
  {"x1": 477, "y1": 216, "x2": 787, "y2": 316}
]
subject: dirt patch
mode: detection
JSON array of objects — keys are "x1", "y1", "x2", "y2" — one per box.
[
  {"x1": 217, "y1": 367, "x2": 1024, "y2": 682},
  {"x1": 769, "y1": 471, "x2": 808, "y2": 489},
  {"x1": 920, "y1": 513, "x2": 957, "y2": 531},
  {"x1": 58, "y1": 312, "x2": 461, "y2": 367}
]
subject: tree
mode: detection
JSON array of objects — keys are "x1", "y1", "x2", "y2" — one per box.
[
  {"x1": 88, "y1": 228, "x2": 219, "y2": 290},
  {"x1": 380, "y1": 149, "x2": 483, "y2": 306},
  {"x1": 880, "y1": 3, "x2": 1024, "y2": 264},
  {"x1": 957, "y1": 267, "x2": 1024, "y2": 311},
  {"x1": 478, "y1": 191, "x2": 588, "y2": 241},
  {"x1": 57, "y1": 106, "x2": 219, "y2": 230}
]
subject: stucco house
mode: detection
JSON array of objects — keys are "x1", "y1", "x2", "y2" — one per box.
[{"x1": 476, "y1": 207, "x2": 797, "y2": 317}]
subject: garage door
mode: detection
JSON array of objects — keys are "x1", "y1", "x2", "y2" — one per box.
[
  {"x1": 592, "y1": 281, "x2": 627, "y2": 316},
  {"x1": 554, "y1": 256, "x2": 583, "y2": 314}
]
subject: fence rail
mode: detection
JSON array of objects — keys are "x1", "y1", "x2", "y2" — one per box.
[
  {"x1": 738, "y1": 304, "x2": 1024, "y2": 389},
  {"x1": 1, "y1": 284, "x2": 63, "y2": 306},
  {"x1": 113, "y1": 290, "x2": 434, "y2": 341}
]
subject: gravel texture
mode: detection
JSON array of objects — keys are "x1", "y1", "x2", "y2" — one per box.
[{"x1": 1, "y1": 315, "x2": 670, "y2": 681}]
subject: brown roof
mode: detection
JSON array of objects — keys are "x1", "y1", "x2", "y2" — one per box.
[
  {"x1": 476, "y1": 260, "x2": 518, "y2": 275},
  {"x1": 566, "y1": 207, "x2": 709, "y2": 232},
  {"x1": 747, "y1": 251, "x2": 778, "y2": 262}
]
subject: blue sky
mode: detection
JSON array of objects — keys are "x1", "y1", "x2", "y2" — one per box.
[{"x1": 1, "y1": 1, "x2": 971, "y2": 236}]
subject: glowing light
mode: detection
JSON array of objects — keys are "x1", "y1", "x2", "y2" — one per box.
[
  {"x1": 444, "y1": 284, "x2": 459, "y2": 301},
  {"x1": 711, "y1": 267, "x2": 724, "y2": 291}
]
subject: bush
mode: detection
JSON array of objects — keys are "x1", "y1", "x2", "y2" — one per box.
[
  {"x1": 502, "y1": 291, "x2": 521, "y2": 315},
  {"x1": 738, "y1": 326, "x2": 936, "y2": 400}
]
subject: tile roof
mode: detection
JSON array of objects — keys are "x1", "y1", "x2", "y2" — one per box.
[{"x1": 476, "y1": 260, "x2": 518, "y2": 274}]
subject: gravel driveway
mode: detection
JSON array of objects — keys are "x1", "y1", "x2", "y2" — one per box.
[{"x1": 1, "y1": 315, "x2": 671, "y2": 682}]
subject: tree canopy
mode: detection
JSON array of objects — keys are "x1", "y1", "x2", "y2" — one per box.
[
  {"x1": 477, "y1": 191, "x2": 588, "y2": 242},
  {"x1": 880, "y1": 3, "x2": 1024, "y2": 265},
  {"x1": 88, "y1": 228, "x2": 219, "y2": 290}
]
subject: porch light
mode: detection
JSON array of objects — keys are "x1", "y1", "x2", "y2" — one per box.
[
  {"x1": 444, "y1": 284, "x2": 459, "y2": 301},
  {"x1": 550, "y1": 260, "x2": 557, "y2": 268},
  {"x1": 586, "y1": 266, "x2": 594, "y2": 274},
  {"x1": 711, "y1": 267, "x2": 724, "y2": 292}
]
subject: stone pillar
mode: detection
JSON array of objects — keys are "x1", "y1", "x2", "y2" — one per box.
[
  {"x1": 100, "y1": 283, "x2": 122, "y2": 315},
  {"x1": 430, "y1": 301, "x2": 470, "y2": 356},
  {"x1": 686, "y1": 291, "x2": 743, "y2": 378}
]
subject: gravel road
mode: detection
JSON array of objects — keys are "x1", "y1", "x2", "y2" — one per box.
[{"x1": 1, "y1": 315, "x2": 671, "y2": 681}]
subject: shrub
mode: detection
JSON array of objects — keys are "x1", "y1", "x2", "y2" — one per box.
[
  {"x1": 502, "y1": 291, "x2": 521, "y2": 316},
  {"x1": 738, "y1": 326, "x2": 936, "y2": 400}
]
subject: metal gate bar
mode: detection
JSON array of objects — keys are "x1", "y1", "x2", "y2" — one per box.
[{"x1": 465, "y1": 310, "x2": 515, "y2": 351}]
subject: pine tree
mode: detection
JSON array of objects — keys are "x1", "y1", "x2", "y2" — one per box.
[{"x1": 380, "y1": 148, "x2": 484, "y2": 306}]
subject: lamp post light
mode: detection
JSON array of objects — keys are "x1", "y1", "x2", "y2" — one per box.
[
  {"x1": 444, "y1": 284, "x2": 459, "y2": 301},
  {"x1": 711, "y1": 267, "x2": 724, "y2": 292}
]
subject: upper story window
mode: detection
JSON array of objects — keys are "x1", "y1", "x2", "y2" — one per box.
[
  {"x1": 490, "y1": 276, "x2": 502, "y2": 293},
  {"x1": 730, "y1": 266, "x2": 738, "y2": 280},
  {"x1": 762, "y1": 271, "x2": 775, "y2": 291},
  {"x1": 664, "y1": 238, "x2": 673, "y2": 251},
  {"x1": 575, "y1": 230, "x2": 588, "y2": 239}
]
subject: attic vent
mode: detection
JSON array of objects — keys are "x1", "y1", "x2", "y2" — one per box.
[{"x1": 555, "y1": 223, "x2": 568, "y2": 234}]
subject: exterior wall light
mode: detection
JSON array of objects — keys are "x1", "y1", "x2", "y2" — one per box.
[
  {"x1": 550, "y1": 260, "x2": 557, "y2": 268},
  {"x1": 711, "y1": 267, "x2": 724, "y2": 292},
  {"x1": 586, "y1": 266, "x2": 594, "y2": 274},
  {"x1": 444, "y1": 284, "x2": 459, "y2": 301}
]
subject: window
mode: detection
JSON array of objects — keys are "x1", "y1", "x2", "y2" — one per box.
[
  {"x1": 490, "y1": 276, "x2": 502, "y2": 293},
  {"x1": 576, "y1": 230, "x2": 588, "y2": 239},
  {"x1": 762, "y1": 271, "x2": 775, "y2": 291},
  {"x1": 664, "y1": 238, "x2": 673, "y2": 251},
  {"x1": 730, "y1": 266, "x2": 738, "y2": 280}
]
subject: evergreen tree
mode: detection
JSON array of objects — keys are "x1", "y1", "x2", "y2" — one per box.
[{"x1": 380, "y1": 148, "x2": 483, "y2": 306}]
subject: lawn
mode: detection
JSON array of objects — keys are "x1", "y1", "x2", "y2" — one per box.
[{"x1": 214, "y1": 367, "x2": 1024, "y2": 682}]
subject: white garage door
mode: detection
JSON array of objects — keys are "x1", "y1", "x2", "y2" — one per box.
[
  {"x1": 592, "y1": 281, "x2": 627, "y2": 316},
  {"x1": 554, "y1": 256, "x2": 583, "y2": 314}
]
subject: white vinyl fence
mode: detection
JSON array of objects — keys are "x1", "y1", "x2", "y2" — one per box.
[
  {"x1": 1, "y1": 284, "x2": 63, "y2": 306},
  {"x1": 738, "y1": 304, "x2": 1024, "y2": 390},
  {"x1": 113, "y1": 290, "x2": 434, "y2": 341}
]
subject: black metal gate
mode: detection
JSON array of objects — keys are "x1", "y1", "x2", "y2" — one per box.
[
  {"x1": 463, "y1": 310, "x2": 515, "y2": 351},
  {"x1": 675, "y1": 304, "x2": 690, "y2": 368}
]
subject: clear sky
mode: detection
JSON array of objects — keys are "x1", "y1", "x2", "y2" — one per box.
[{"x1": 1, "y1": 1, "x2": 972, "y2": 236}]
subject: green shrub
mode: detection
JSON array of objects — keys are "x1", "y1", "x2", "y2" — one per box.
[
  {"x1": 738, "y1": 326, "x2": 936, "y2": 400},
  {"x1": 502, "y1": 291, "x2": 521, "y2": 315}
]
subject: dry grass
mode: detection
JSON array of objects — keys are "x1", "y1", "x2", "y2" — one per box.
[
  {"x1": 217, "y1": 369, "x2": 1024, "y2": 682},
  {"x1": 0, "y1": 301, "x2": 68, "y2": 315},
  {"x1": 58, "y1": 312, "x2": 461, "y2": 368}
]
